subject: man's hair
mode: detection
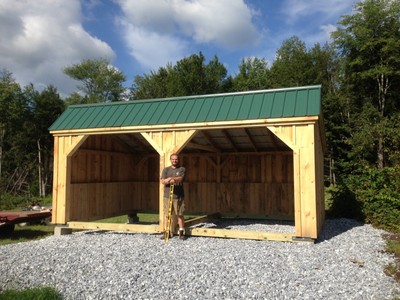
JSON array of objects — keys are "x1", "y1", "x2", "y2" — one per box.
[{"x1": 170, "y1": 153, "x2": 179, "y2": 159}]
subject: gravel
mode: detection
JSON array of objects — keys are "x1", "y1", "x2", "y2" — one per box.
[{"x1": 0, "y1": 218, "x2": 398, "y2": 300}]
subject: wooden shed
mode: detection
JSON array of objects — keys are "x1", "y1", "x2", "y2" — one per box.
[{"x1": 49, "y1": 85, "x2": 326, "y2": 242}]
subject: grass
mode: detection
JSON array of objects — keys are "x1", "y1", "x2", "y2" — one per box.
[
  {"x1": 94, "y1": 212, "x2": 160, "y2": 223},
  {"x1": 0, "y1": 224, "x2": 54, "y2": 246},
  {"x1": 0, "y1": 286, "x2": 61, "y2": 300},
  {"x1": 95, "y1": 212, "x2": 200, "y2": 224},
  {"x1": 384, "y1": 233, "x2": 400, "y2": 284}
]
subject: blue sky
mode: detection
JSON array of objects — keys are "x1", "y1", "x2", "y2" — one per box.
[{"x1": 0, "y1": 0, "x2": 356, "y2": 97}]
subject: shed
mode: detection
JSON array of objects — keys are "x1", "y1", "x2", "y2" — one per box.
[{"x1": 49, "y1": 85, "x2": 326, "y2": 242}]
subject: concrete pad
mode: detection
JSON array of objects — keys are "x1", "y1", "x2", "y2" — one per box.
[{"x1": 54, "y1": 226, "x2": 72, "y2": 236}]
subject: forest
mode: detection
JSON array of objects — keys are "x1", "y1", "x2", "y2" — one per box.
[{"x1": 0, "y1": 0, "x2": 399, "y2": 232}]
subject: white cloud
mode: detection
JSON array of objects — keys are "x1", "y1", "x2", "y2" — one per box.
[
  {"x1": 0, "y1": 0, "x2": 115, "y2": 96},
  {"x1": 116, "y1": 0, "x2": 261, "y2": 72},
  {"x1": 282, "y1": 0, "x2": 355, "y2": 20},
  {"x1": 120, "y1": 21, "x2": 187, "y2": 72}
]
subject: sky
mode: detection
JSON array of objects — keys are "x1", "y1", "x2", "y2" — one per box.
[{"x1": 0, "y1": 0, "x2": 356, "y2": 98}]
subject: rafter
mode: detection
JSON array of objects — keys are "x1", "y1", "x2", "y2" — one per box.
[
  {"x1": 201, "y1": 131, "x2": 221, "y2": 151},
  {"x1": 244, "y1": 128, "x2": 258, "y2": 152},
  {"x1": 222, "y1": 129, "x2": 238, "y2": 152}
]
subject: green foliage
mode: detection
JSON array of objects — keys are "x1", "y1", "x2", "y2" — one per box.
[
  {"x1": 345, "y1": 166, "x2": 400, "y2": 232},
  {"x1": 64, "y1": 58, "x2": 126, "y2": 103},
  {"x1": 269, "y1": 36, "x2": 313, "y2": 88},
  {"x1": 232, "y1": 57, "x2": 270, "y2": 91},
  {"x1": 0, "y1": 287, "x2": 61, "y2": 300},
  {"x1": 325, "y1": 185, "x2": 364, "y2": 220},
  {"x1": 0, "y1": 193, "x2": 28, "y2": 210},
  {"x1": 332, "y1": 0, "x2": 400, "y2": 169},
  {"x1": 132, "y1": 52, "x2": 230, "y2": 99}
]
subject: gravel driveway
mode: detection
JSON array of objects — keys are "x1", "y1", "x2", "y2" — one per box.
[{"x1": 0, "y1": 218, "x2": 398, "y2": 299}]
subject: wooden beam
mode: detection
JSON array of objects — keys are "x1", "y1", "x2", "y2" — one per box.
[
  {"x1": 50, "y1": 116, "x2": 320, "y2": 136},
  {"x1": 201, "y1": 131, "x2": 221, "y2": 151},
  {"x1": 185, "y1": 213, "x2": 221, "y2": 227},
  {"x1": 186, "y1": 142, "x2": 218, "y2": 152},
  {"x1": 186, "y1": 228, "x2": 297, "y2": 242},
  {"x1": 244, "y1": 128, "x2": 258, "y2": 152},
  {"x1": 66, "y1": 220, "x2": 308, "y2": 243},
  {"x1": 67, "y1": 222, "x2": 160, "y2": 233},
  {"x1": 116, "y1": 134, "x2": 151, "y2": 152},
  {"x1": 222, "y1": 129, "x2": 238, "y2": 152}
]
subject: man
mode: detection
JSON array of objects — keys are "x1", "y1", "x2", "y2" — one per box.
[{"x1": 160, "y1": 153, "x2": 186, "y2": 239}]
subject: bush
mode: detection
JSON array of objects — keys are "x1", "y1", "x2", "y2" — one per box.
[
  {"x1": 345, "y1": 166, "x2": 400, "y2": 233},
  {"x1": 326, "y1": 184, "x2": 364, "y2": 220},
  {"x1": 0, "y1": 193, "x2": 28, "y2": 210},
  {"x1": 0, "y1": 193, "x2": 52, "y2": 210}
]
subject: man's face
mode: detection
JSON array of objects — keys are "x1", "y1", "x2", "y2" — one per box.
[{"x1": 170, "y1": 155, "x2": 179, "y2": 167}]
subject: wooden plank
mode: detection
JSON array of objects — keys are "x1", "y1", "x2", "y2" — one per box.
[
  {"x1": 186, "y1": 227, "x2": 296, "y2": 242},
  {"x1": 67, "y1": 221, "x2": 308, "y2": 243},
  {"x1": 57, "y1": 137, "x2": 67, "y2": 224},
  {"x1": 67, "y1": 222, "x2": 159, "y2": 233},
  {"x1": 50, "y1": 116, "x2": 320, "y2": 136},
  {"x1": 184, "y1": 213, "x2": 221, "y2": 227},
  {"x1": 300, "y1": 124, "x2": 317, "y2": 238},
  {"x1": 51, "y1": 136, "x2": 59, "y2": 224},
  {"x1": 293, "y1": 148, "x2": 302, "y2": 237}
]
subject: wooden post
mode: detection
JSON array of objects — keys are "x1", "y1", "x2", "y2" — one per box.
[
  {"x1": 141, "y1": 130, "x2": 197, "y2": 232},
  {"x1": 51, "y1": 135, "x2": 87, "y2": 224}
]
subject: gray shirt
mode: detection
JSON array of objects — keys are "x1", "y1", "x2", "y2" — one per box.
[{"x1": 161, "y1": 166, "x2": 185, "y2": 198}]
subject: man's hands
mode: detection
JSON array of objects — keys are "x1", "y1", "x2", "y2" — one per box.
[{"x1": 162, "y1": 177, "x2": 175, "y2": 184}]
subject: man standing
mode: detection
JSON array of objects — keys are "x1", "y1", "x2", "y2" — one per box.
[{"x1": 160, "y1": 153, "x2": 186, "y2": 239}]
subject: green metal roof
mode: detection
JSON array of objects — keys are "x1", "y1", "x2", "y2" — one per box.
[{"x1": 49, "y1": 85, "x2": 321, "y2": 131}]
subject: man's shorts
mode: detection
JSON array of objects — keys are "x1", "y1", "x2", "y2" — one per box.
[{"x1": 164, "y1": 197, "x2": 185, "y2": 216}]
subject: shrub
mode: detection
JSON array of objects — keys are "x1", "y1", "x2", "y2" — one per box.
[
  {"x1": 0, "y1": 193, "x2": 28, "y2": 210},
  {"x1": 345, "y1": 166, "x2": 400, "y2": 233},
  {"x1": 326, "y1": 184, "x2": 364, "y2": 220}
]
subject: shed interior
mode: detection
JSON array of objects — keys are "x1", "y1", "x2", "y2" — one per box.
[{"x1": 68, "y1": 127, "x2": 295, "y2": 228}]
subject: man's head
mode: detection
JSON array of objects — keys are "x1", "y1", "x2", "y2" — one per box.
[{"x1": 170, "y1": 153, "x2": 179, "y2": 167}]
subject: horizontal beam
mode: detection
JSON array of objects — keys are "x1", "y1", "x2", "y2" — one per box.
[
  {"x1": 185, "y1": 213, "x2": 221, "y2": 227},
  {"x1": 186, "y1": 227, "x2": 297, "y2": 242},
  {"x1": 67, "y1": 222, "x2": 160, "y2": 233},
  {"x1": 50, "y1": 117, "x2": 319, "y2": 136},
  {"x1": 67, "y1": 220, "x2": 310, "y2": 243}
]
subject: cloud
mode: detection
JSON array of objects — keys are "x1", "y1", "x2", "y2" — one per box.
[
  {"x1": 116, "y1": 0, "x2": 261, "y2": 72},
  {"x1": 120, "y1": 21, "x2": 188, "y2": 72},
  {"x1": 282, "y1": 0, "x2": 355, "y2": 21},
  {"x1": 0, "y1": 0, "x2": 115, "y2": 96}
]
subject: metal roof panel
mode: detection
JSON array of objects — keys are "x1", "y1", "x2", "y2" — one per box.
[{"x1": 49, "y1": 85, "x2": 322, "y2": 131}]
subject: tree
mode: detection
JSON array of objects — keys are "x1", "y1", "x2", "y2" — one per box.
[
  {"x1": 332, "y1": 0, "x2": 400, "y2": 168},
  {"x1": 132, "y1": 53, "x2": 230, "y2": 99},
  {"x1": 64, "y1": 58, "x2": 126, "y2": 103},
  {"x1": 232, "y1": 57, "x2": 270, "y2": 91},
  {"x1": 269, "y1": 36, "x2": 313, "y2": 88},
  {"x1": 0, "y1": 70, "x2": 31, "y2": 196},
  {"x1": 29, "y1": 86, "x2": 65, "y2": 197}
]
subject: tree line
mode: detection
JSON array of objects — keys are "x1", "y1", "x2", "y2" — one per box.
[{"x1": 0, "y1": 0, "x2": 399, "y2": 231}]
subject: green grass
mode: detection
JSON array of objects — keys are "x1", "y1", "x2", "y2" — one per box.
[
  {"x1": 95, "y1": 212, "x2": 200, "y2": 224},
  {"x1": 0, "y1": 286, "x2": 61, "y2": 300},
  {"x1": 95, "y1": 212, "x2": 160, "y2": 223},
  {"x1": 0, "y1": 224, "x2": 54, "y2": 246},
  {"x1": 384, "y1": 234, "x2": 400, "y2": 284}
]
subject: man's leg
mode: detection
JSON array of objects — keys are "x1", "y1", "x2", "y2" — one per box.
[{"x1": 177, "y1": 198, "x2": 185, "y2": 239}]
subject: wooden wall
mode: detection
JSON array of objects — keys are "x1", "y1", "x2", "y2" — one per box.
[
  {"x1": 182, "y1": 153, "x2": 294, "y2": 217},
  {"x1": 68, "y1": 135, "x2": 159, "y2": 221}
]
